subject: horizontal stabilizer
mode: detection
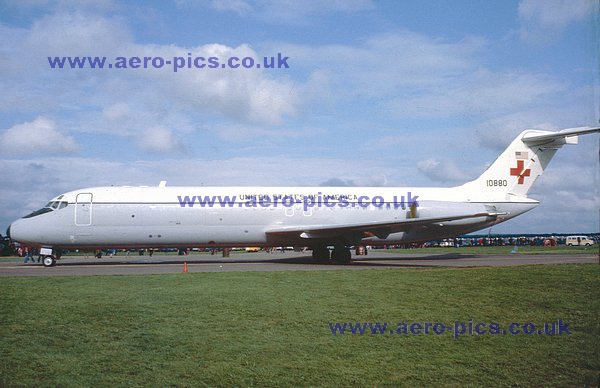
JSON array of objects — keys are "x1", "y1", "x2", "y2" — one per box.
[{"x1": 522, "y1": 126, "x2": 600, "y2": 145}]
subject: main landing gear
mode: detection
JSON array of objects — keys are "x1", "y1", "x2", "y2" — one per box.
[
  {"x1": 312, "y1": 246, "x2": 330, "y2": 263},
  {"x1": 331, "y1": 247, "x2": 352, "y2": 264},
  {"x1": 311, "y1": 245, "x2": 352, "y2": 264}
]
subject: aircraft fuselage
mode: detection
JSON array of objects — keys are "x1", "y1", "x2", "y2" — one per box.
[{"x1": 7, "y1": 185, "x2": 537, "y2": 250}]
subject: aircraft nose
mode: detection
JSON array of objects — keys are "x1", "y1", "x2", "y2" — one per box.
[{"x1": 6, "y1": 224, "x2": 10, "y2": 239}]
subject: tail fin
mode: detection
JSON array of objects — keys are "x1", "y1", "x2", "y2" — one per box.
[{"x1": 460, "y1": 126, "x2": 599, "y2": 200}]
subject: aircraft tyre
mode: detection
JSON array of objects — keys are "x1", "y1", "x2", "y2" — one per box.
[
  {"x1": 331, "y1": 248, "x2": 351, "y2": 264},
  {"x1": 42, "y1": 256, "x2": 56, "y2": 267},
  {"x1": 311, "y1": 247, "x2": 330, "y2": 263}
]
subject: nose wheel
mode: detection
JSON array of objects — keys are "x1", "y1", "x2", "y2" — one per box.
[{"x1": 42, "y1": 256, "x2": 56, "y2": 267}]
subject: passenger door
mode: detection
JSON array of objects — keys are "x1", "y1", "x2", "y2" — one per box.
[{"x1": 75, "y1": 193, "x2": 93, "y2": 226}]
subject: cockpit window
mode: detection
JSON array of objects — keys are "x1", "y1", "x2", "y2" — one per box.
[
  {"x1": 22, "y1": 201, "x2": 69, "y2": 218},
  {"x1": 22, "y1": 207, "x2": 53, "y2": 218}
]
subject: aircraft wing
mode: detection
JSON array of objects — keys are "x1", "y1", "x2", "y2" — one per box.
[{"x1": 266, "y1": 210, "x2": 503, "y2": 241}]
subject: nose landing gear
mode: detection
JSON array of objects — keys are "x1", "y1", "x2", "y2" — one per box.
[
  {"x1": 42, "y1": 255, "x2": 56, "y2": 267},
  {"x1": 39, "y1": 247, "x2": 59, "y2": 267}
]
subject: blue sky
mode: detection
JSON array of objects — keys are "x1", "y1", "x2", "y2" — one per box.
[{"x1": 0, "y1": 0, "x2": 598, "y2": 234}]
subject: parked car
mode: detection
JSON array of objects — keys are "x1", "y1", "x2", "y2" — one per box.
[{"x1": 565, "y1": 236, "x2": 594, "y2": 246}]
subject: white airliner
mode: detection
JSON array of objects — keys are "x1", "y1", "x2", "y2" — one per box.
[{"x1": 6, "y1": 126, "x2": 599, "y2": 267}]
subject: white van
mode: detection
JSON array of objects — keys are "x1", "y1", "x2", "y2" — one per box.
[{"x1": 565, "y1": 236, "x2": 594, "y2": 246}]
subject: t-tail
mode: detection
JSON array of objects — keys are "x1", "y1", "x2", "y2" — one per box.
[{"x1": 459, "y1": 126, "x2": 599, "y2": 201}]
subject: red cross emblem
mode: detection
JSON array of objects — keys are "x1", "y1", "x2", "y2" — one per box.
[{"x1": 510, "y1": 160, "x2": 531, "y2": 184}]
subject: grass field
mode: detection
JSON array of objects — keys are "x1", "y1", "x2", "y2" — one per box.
[{"x1": 1, "y1": 264, "x2": 598, "y2": 386}]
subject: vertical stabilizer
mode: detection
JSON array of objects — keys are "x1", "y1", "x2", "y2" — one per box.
[{"x1": 459, "y1": 127, "x2": 599, "y2": 200}]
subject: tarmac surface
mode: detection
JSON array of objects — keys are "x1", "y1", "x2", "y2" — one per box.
[{"x1": 0, "y1": 251, "x2": 597, "y2": 277}]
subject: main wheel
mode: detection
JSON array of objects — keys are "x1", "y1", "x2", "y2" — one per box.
[
  {"x1": 311, "y1": 247, "x2": 330, "y2": 263},
  {"x1": 331, "y1": 248, "x2": 351, "y2": 264},
  {"x1": 42, "y1": 256, "x2": 56, "y2": 267}
]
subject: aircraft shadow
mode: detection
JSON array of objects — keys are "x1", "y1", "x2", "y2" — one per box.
[
  {"x1": 266, "y1": 253, "x2": 478, "y2": 268},
  {"x1": 50, "y1": 252, "x2": 477, "y2": 268}
]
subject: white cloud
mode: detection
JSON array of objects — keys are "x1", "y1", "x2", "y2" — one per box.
[
  {"x1": 416, "y1": 159, "x2": 470, "y2": 184},
  {"x1": 278, "y1": 32, "x2": 484, "y2": 101},
  {"x1": 205, "y1": 0, "x2": 374, "y2": 23},
  {"x1": 102, "y1": 102, "x2": 130, "y2": 121},
  {"x1": 519, "y1": 0, "x2": 593, "y2": 28},
  {"x1": 518, "y1": 0, "x2": 595, "y2": 43},
  {"x1": 0, "y1": 117, "x2": 78, "y2": 155},
  {"x1": 257, "y1": 0, "x2": 374, "y2": 23},
  {"x1": 209, "y1": 0, "x2": 253, "y2": 15},
  {"x1": 276, "y1": 31, "x2": 580, "y2": 130},
  {"x1": 213, "y1": 123, "x2": 314, "y2": 143},
  {"x1": 136, "y1": 127, "x2": 185, "y2": 154},
  {"x1": 275, "y1": 31, "x2": 576, "y2": 123},
  {"x1": 387, "y1": 70, "x2": 565, "y2": 119},
  {"x1": 0, "y1": 11, "x2": 300, "y2": 149},
  {"x1": 26, "y1": 11, "x2": 131, "y2": 57},
  {"x1": 475, "y1": 116, "x2": 557, "y2": 152}
]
